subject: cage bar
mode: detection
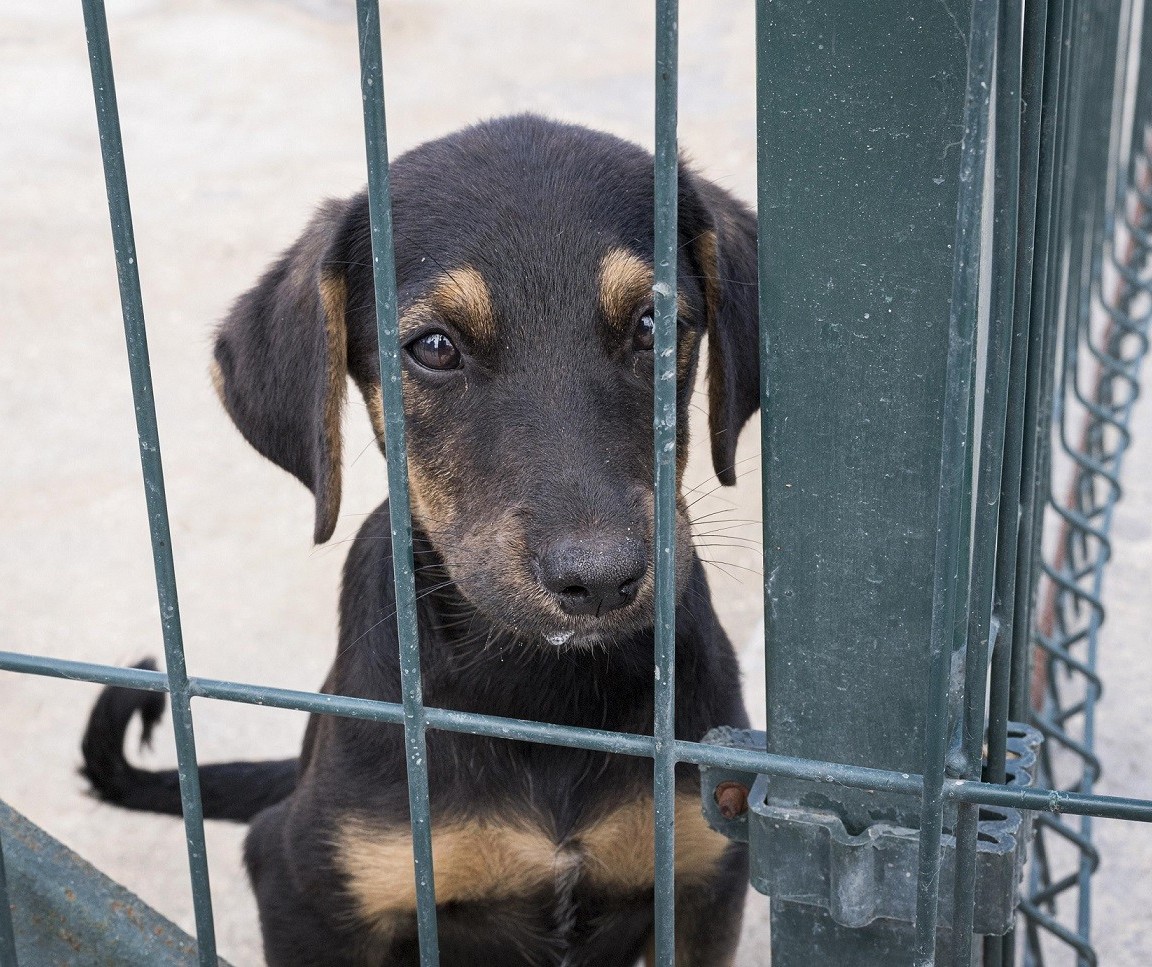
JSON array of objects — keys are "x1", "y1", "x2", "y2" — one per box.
[
  {"x1": 1022, "y1": 0, "x2": 1152, "y2": 957},
  {"x1": 914, "y1": 0, "x2": 998, "y2": 960},
  {"x1": 351, "y1": 0, "x2": 440, "y2": 962},
  {"x1": 78, "y1": 0, "x2": 217, "y2": 962},
  {"x1": 949, "y1": 0, "x2": 1027, "y2": 956},
  {"x1": 651, "y1": 0, "x2": 680, "y2": 963}
]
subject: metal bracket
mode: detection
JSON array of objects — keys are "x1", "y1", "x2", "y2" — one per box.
[{"x1": 700, "y1": 724, "x2": 1041, "y2": 935}]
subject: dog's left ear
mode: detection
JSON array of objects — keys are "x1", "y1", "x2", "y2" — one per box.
[{"x1": 681, "y1": 173, "x2": 761, "y2": 486}]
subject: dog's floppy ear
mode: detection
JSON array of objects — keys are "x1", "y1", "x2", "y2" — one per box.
[
  {"x1": 212, "y1": 200, "x2": 358, "y2": 544},
  {"x1": 683, "y1": 175, "x2": 761, "y2": 486}
]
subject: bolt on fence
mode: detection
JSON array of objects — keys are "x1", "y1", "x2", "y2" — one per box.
[{"x1": 2, "y1": 0, "x2": 1152, "y2": 965}]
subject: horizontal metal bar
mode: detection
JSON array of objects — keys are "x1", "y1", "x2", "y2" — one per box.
[
  {"x1": 0, "y1": 655, "x2": 167, "y2": 692},
  {"x1": 4, "y1": 650, "x2": 1151, "y2": 823}
]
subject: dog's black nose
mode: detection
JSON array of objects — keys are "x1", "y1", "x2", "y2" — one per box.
[{"x1": 536, "y1": 536, "x2": 648, "y2": 617}]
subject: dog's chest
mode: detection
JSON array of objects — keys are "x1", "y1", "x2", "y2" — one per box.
[{"x1": 337, "y1": 791, "x2": 729, "y2": 926}]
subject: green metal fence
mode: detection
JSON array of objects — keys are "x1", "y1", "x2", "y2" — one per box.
[
  {"x1": 1021, "y1": 0, "x2": 1152, "y2": 960},
  {"x1": 2, "y1": 0, "x2": 1152, "y2": 965}
]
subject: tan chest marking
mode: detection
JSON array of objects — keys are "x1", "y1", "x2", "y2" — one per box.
[
  {"x1": 337, "y1": 793, "x2": 731, "y2": 926},
  {"x1": 579, "y1": 792, "x2": 732, "y2": 893},
  {"x1": 339, "y1": 815, "x2": 569, "y2": 920}
]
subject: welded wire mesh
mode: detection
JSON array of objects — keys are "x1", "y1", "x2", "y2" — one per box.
[
  {"x1": 1022, "y1": 123, "x2": 1152, "y2": 967},
  {"x1": 3, "y1": 0, "x2": 1152, "y2": 965}
]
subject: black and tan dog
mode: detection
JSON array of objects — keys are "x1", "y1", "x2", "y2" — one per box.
[{"x1": 81, "y1": 115, "x2": 760, "y2": 967}]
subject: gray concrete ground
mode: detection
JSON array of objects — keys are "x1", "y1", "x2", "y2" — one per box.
[{"x1": 0, "y1": 1, "x2": 1147, "y2": 965}]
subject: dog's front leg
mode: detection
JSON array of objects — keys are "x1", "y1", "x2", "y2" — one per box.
[
  {"x1": 643, "y1": 843, "x2": 748, "y2": 967},
  {"x1": 247, "y1": 798, "x2": 399, "y2": 967}
]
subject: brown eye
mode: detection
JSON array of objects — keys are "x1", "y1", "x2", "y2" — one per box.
[
  {"x1": 407, "y1": 331, "x2": 461, "y2": 371},
  {"x1": 633, "y1": 313, "x2": 655, "y2": 352}
]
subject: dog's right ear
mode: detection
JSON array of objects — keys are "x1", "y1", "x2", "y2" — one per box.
[
  {"x1": 681, "y1": 173, "x2": 761, "y2": 487},
  {"x1": 212, "y1": 200, "x2": 359, "y2": 544}
]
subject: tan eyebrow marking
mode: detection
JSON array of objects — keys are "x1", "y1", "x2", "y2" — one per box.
[
  {"x1": 599, "y1": 248, "x2": 654, "y2": 324},
  {"x1": 428, "y1": 265, "x2": 496, "y2": 341},
  {"x1": 398, "y1": 265, "x2": 496, "y2": 345},
  {"x1": 598, "y1": 248, "x2": 694, "y2": 328}
]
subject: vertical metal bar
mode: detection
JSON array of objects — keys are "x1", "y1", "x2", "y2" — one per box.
[
  {"x1": 652, "y1": 0, "x2": 679, "y2": 962},
  {"x1": 1009, "y1": 0, "x2": 1072, "y2": 730},
  {"x1": 950, "y1": 0, "x2": 1025, "y2": 958},
  {"x1": 1014, "y1": 0, "x2": 1146, "y2": 958},
  {"x1": 1017, "y1": 0, "x2": 1145, "y2": 946},
  {"x1": 755, "y1": 0, "x2": 772, "y2": 766},
  {"x1": 985, "y1": 0, "x2": 1052, "y2": 793},
  {"x1": 1012, "y1": 5, "x2": 1079, "y2": 957},
  {"x1": 0, "y1": 835, "x2": 16, "y2": 967},
  {"x1": 1016, "y1": 17, "x2": 1069, "y2": 751},
  {"x1": 1103, "y1": 0, "x2": 1139, "y2": 233},
  {"x1": 914, "y1": 1, "x2": 998, "y2": 962},
  {"x1": 352, "y1": 1, "x2": 439, "y2": 962},
  {"x1": 983, "y1": 6, "x2": 1052, "y2": 966},
  {"x1": 79, "y1": 2, "x2": 217, "y2": 963}
]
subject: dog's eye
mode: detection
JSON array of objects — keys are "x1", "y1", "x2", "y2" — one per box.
[
  {"x1": 407, "y1": 331, "x2": 462, "y2": 371},
  {"x1": 633, "y1": 313, "x2": 655, "y2": 352}
]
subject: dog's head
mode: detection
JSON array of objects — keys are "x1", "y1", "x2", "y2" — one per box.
[{"x1": 213, "y1": 115, "x2": 758, "y2": 647}]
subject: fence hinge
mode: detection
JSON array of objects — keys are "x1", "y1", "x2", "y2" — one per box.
[{"x1": 699, "y1": 724, "x2": 1041, "y2": 935}]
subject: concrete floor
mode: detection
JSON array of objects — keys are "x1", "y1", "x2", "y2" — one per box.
[{"x1": 0, "y1": 1, "x2": 1148, "y2": 964}]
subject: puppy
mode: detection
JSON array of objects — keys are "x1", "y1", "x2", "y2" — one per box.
[{"x1": 82, "y1": 114, "x2": 760, "y2": 967}]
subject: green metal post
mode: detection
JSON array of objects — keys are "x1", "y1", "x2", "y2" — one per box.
[{"x1": 755, "y1": 0, "x2": 990, "y2": 962}]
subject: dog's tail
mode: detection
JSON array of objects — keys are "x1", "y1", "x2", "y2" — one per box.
[{"x1": 80, "y1": 659, "x2": 298, "y2": 823}]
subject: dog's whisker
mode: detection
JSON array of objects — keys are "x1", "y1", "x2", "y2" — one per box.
[
  {"x1": 691, "y1": 516, "x2": 762, "y2": 531},
  {"x1": 692, "y1": 533, "x2": 763, "y2": 548},
  {"x1": 688, "y1": 505, "x2": 758, "y2": 520},
  {"x1": 336, "y1": 578, "x2": 462, "y2": 656},
  {"x1": 699, "y1": 556, "x2": 763, "y2": 578},
  {"x1": 683, "y1": 468, "x2": 761, "y2": 510},
  {"x1": 698, "y1": 560, "x2": 749, "y2": 585},
  {"x1": 682, "y1": 462, "x2": 762, "y2": 505}
]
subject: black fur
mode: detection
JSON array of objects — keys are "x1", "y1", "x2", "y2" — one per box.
[{"x1": 80, "y1": 115, "x2": 760, "y2": 966}]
